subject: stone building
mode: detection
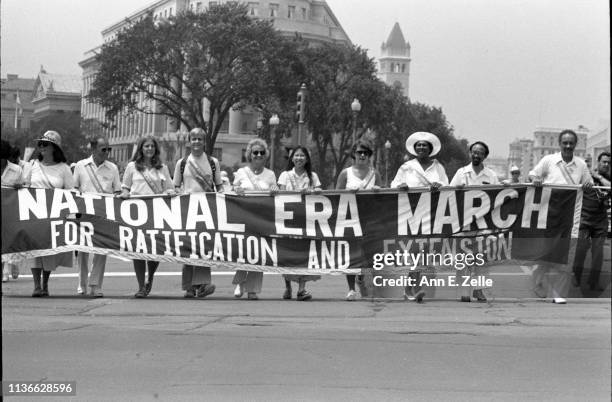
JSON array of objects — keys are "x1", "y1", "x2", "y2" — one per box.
[
  {"x1": 378, "y1": 22, "x2": 410, "y2": 98},
  {"x1": 31, "y1": 67, "x2": 81, "y2": 121},
  {"x1": 79, "y1": 0, "x2": 351, "y2": 169},
  {"x1": 0, "y1": 74, "x2": 36, "y2": 131}
]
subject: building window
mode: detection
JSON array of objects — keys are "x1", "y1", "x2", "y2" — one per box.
[
  {"x1": 401, "y1": 64, "x2": 406, "y2": 73},
  {"x1": 248, "y1": 2, "x2": 258, "y2": 16},
  {"x1": 300, "y1": 7, "x2": 307, "y2": 19},
  {"x1": 269, "y1": 3, "x2": 279, "y2": 17},
  {"x1": 288, "y1": 5, "x2": 295, "y2": 18},
  {"x1": 196, "y1": 2, "x2": 203, "y2": 12}
]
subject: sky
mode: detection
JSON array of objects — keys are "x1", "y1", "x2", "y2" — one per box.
[{"x1": 1, "y1": 0, "x2": 609, "y2": 157}]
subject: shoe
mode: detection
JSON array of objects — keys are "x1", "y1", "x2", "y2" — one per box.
[
  {"x1": 247, "y1": 292, "x2": 258, "y2": 300},
  {"x1": 144, "y1": 282, "x2": 152, "y2": 296},
  {"x1": 197, "y1": 284, "x2": 216, "y2": 298},
  {"x1": 234, "y1": 284, "x2": 243, "y2": 298},
  {"x1": 552, "y1": 297, "x2": 567, "y2": 304},
  {"x1": 89, "y1": 286, "x2": 103, "y2": 298},
  {"x1": 472, "y1": 289, "x2": 487, "y2": 302},
  {"x1": 414, "y1": 290, "x2": 425, "y2": 304},
  {"x1": 11, "y1": 265, "x2": 19, "y2": 279},
  {"x1": 403, "y1": 288, "x2": 416, "y2": 301},
  {"x1": 77, "y1": 286, "x2": 85, "y2": 295},
  {"x1": 32, "y1": 287, "x2": 44, "y2": 297},
  {"x1": 134, "y1": 288, "x2": 146, "y2": 298},
  {"x1": 41, "y1": 289, "x2": 49, "y2": 297},
  {"x1": 184, "y1": 287, "x2": 196, "y2": 298},
  {"x1": 296, "y1": 290, "x2": 312, "y2": 301},
  {"x1": 283, "y1": 287, "x2": 292, "y2": 300},
  {"x1": 346, "y1": 290, "x2": 357, "y2": 301},
  {"x1": 461, "y1": 296, "x2": 471, "y2": 302},
  {"x1": 2, "y1": 273, "x2": 8, "y2": 282}
]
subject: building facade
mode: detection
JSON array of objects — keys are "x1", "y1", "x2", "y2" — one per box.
[
  {"x1": 377, "y1": 22, "x2": 410, "y2": 98},
  {"x1": 31, "y1": 67, "x2": 81, "y2": 121},
  {"x1": 508, "y1": 125, "x2": 590, "y2": 179},
  {"x1": 80, "y1": 0, "x2": 351, "y2": 170},
  {"x1": 586, "y1": 126, "x2": 611, "y2": 167},
  {"x1": 1, "y1": 74, "x2": 36, "y2": 131}
]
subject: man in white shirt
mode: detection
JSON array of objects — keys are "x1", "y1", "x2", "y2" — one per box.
[
  {"x1": 528, "y1": 129, "x2": 593, "y2": 304},
  {"x1": 450, "y1": 141, "x2": 499, "y2": 302},
  {"x1": 173, "y1": 128, "x2": 223, "y2": 298},
  {"x1": 73, "y1": 136, "x2": 121, "y2": 297}
]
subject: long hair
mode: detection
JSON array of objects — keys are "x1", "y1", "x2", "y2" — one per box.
[
  {"x1": 36, "y1": 143, "x2": 67, "y2": 163},
  {"x1": 286, "y1": 146, "x2": 314, "y2": 184},
  {"x1": 132, "y1": 135, "x2": 163, "y2": 171}
]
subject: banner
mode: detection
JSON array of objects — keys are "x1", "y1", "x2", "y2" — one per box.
[{"x1": 1, "y1": 185, "x2": 582, "y2": 274}]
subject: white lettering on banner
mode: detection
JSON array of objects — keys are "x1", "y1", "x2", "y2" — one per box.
[
  {"x1": 334, "y1": 194, "x2": 362, "y2": 237},
  {"x1": 120, "y1": 199, "x2": 148, "y2": 226},
  {"x1": 50, "y1": 220, "x2": 94, "y2": 249},
  {"x1": 49, "y1": 189, "x2": 79, "y2": 218},
  {"x1": 153, "y1": 197, "x2": 182, "y2": 229},
  {"x1": 433, "y1": 192, "x2": 461, "y2": 234},
  {"x1": 19, "y1": 188, "x2": 48, "y2": 220},
  {"x1": 76, "y1": 193, "x2": 102, "y2": 215},
  {"x1": 216, "y1": 194, "x2": 245, "y2": 233},
  {"x1": 104, "y1": 195, "x2": 116, "y2": 221},
  {"x1": 185, "y1": 193, "x2": 215, "y2": 230},
  {"x1": 522, "y1": 187, "x2": 551, "y2": 229},
  {"x1": 305, "y1": 195, "x2": 333, "y2": 237},
  {"x1": 397, "y1": 192, "x2": 431, "y2": 235},
  {"x1": 491, "y1": 189, "x2": 519, "y2": 228},
  {"x1": 462, "y1": 190, "x2": 490, "y2": 231},
  {"x1": 307, "y1": 240, "x2": 350, "y2": 269},
  {"x1": 275, "y1": 194, "x2": 302, "y2": 235},
  {"x1": 117, "y1": 226, "x2": 277, "y2": 265}
]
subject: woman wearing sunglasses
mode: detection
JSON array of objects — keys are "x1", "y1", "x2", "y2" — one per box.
[
  {"x1": 232, "y1": 138, "x2": 278, "y2": 300},
  {"x1": 336, "y1": 138, "x2": 382, "y2": 301},
  {"x1": 23, "y1": 131, "x2": 75, "y2": 297}
]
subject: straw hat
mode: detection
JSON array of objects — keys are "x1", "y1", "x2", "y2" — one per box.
[
  {"x1": 405, "y1": 131, "x2": 441, "y2": 157},
  {"x1": 37, "y1": 130, "x2": 63, "y2": 148},
  {"x1": 510, "y1": 165, "x2": 520, "y2": 173}
]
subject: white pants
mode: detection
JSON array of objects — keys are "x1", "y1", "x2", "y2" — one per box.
[{"x1": 78, "y1": 253, "x2": 107, "y2": 289}]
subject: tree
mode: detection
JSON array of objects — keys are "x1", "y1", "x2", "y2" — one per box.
[{"x1": 88, "y1": 3, "x2": 293, "y2": 151}]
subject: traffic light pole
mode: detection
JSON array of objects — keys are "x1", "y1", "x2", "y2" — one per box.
[{"x1": 296, "y1": 83, "x2": 307, "y2": 146}]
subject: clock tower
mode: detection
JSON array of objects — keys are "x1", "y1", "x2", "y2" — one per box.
[{"x1": 378, "y1": 23, "x2": 411, "y2": 98}]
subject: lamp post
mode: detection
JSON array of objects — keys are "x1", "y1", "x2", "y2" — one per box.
[
  {"x1": 384, "y1": 140, "x2": 391, "y2": 187},
  {"x1": 351, "y1": 98, "x2": 361, "y2": 144},
  {"x1": 269, "y1": 114, "x2": 280, "y2": 172}
]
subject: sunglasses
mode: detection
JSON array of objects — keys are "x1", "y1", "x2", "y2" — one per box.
[
  {"x1": 355, "y1": 150, "x2": 371, "y2": 156},
  {"x1": 252, "y1": 150, "x2": 266, "y2": 156},
  {"x1": 37, "y1": 142, "x2": 52, "y2": 148},
  {"x1": 100, "y1": 147, "x2": 112, "y2": 152}
]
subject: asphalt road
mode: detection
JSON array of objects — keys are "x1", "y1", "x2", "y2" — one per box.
[{"x1": 2, "y1": 257, "x2": 611, "y2": 401}]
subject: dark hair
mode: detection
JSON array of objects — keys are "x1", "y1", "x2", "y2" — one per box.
[
  {"x1": 286, "y1": 146, "x2": 314, "y2": 184},
  {"x1": 1, "y1": 139, "x2": 11, "y2": 160},
  {"x1": 469, "y1": 141, "x2": 489, "y2": 156},
  {"x1": 351, "y1": 138, "x2": 374, "y2": 159},
  {"x1": 36, "y1": 142, "x2": 67, "y2": 163},
  {"x1": 558, "y1": 129, "x2": 578, "y2": 143},
  {"x1": 89, "y1": 135, "x2": 109, "y2": 150},
  {"x1": 597, "y1": 151, "x2": 611, "y2": 162},
  {"x1": 132, "y1": 135, "x2": 163, "y2": 171}
]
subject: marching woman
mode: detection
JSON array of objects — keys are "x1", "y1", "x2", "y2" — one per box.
[
  {"x1": 336, "y1": 139, "x2": 382, "y2": 301},
  {"x1": 23, "y1": 131, "x2": 74, "y2": 297},
  {"x1": 120, "y1": 135, "x2": 175, "y2": 298},
  {"x1": 2, "y1": 140, "x2": 24, "y2": 283},
  {"x1": 390, "y1": 131, "x2": 448, "y2": 303},
  {"x1": 277, "y1": 146, "x2": 322, "y2": 301},
  {"x1": 232, "y1": 138, "x2": 278, "y2": 300}
]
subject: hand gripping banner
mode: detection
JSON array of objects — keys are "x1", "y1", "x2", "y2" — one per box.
[{"x1": 1, "y1": 185, "x2": 582, "y2": 274}]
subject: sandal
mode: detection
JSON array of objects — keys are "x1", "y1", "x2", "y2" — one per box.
[
  {"x1": 282, "y1": 288, "x2": 292, "y2": 300},
  {"x1": 296, "y1": 290, "x2": 312, "y2": 301}
]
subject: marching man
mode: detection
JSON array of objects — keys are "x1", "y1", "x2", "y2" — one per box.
[{"x1": 73, "y1": 135, "x2": 121, "y2": 297}]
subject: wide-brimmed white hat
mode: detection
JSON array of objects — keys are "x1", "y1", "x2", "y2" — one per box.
[
  {"x1": 510, "y1": 165, "x2": 520, "y2": 173},
  {"x1": 405, "y1": 131, "x2": 441, "y2": 157},
  {"x1": 37, "y1": 130, "x2": 63, "y2": 149}
]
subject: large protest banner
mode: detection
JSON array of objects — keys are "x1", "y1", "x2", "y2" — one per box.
[{"x1": 1, "y1": 185, "x2": 581, "y2": 274}]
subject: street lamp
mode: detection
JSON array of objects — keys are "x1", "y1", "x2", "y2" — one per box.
[
  {"x1": 269, "y1": 114, "x2": 280, "y2": 172},
  {"x1": 384, "y1": 140, "x2": 391, "y2": 187},
  {"x1": 351, "y1": 98, "x2": 361, "y2": 144}
]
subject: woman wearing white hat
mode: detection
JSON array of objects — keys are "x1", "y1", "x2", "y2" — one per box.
[
  {"x1": 390, "y1": 132, "x2": 449, "y2": 303},
  {"x1": 23, "y1": 130, "x2": 74, "y2": 297}
]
